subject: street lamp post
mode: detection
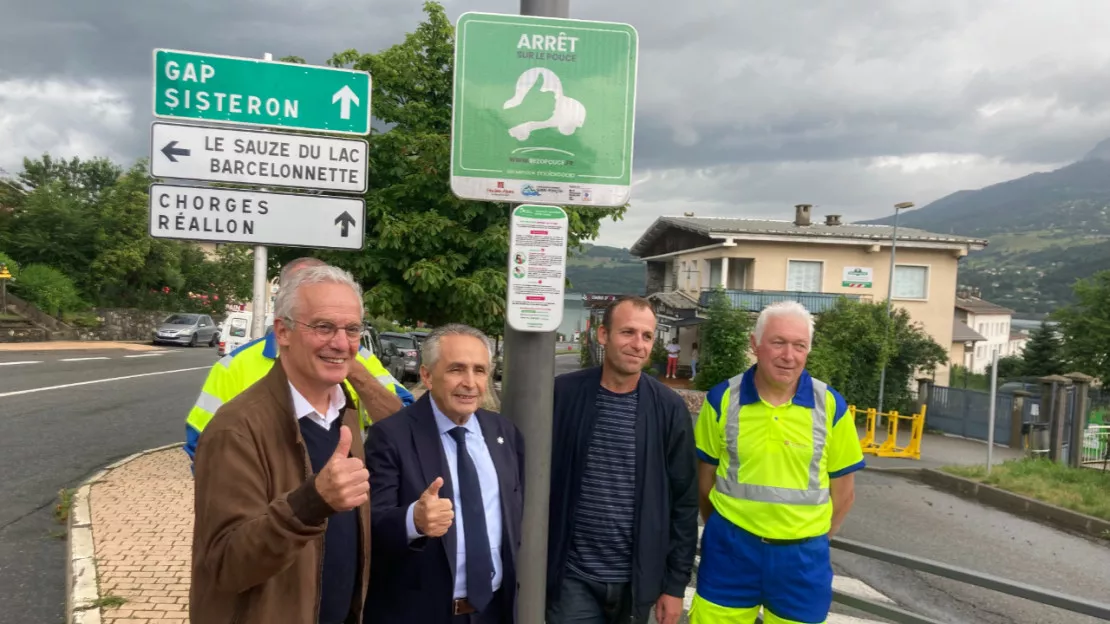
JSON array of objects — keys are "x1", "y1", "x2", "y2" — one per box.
[{"x1": 876, "y1": 201, "x2": 914, "y2": 417}]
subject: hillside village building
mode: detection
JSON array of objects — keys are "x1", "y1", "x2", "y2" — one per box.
[{"x1": 630, "y1": 204, "x2": 988, "y2": 387}]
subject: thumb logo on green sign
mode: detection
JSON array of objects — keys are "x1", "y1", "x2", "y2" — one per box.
[{"x1": 503, "y1": 68, "x2": 586, "y2": 141}]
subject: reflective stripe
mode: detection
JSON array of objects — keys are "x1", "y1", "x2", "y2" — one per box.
[
  {"x1": 716, "y1": 377, "x2": 830, "y2": 506},
  {"x1": 217, "y1": 355, "x2": 233, "y2": 369},
  {"x1": 359, "y1": 346, "x2": 372, "y2": 359},
  {"x1": 194, "y1": 391, "x2": 223, "y2": 415},
  {"x1": 375, "y1": 373, "x2": 402, "y2": 391}
]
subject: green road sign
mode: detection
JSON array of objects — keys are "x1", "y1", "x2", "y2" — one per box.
[
  {"x1": 450, "y1": 13, "x2": 638, "y2": 207},
  {"x1": 152, "y1": 49, "x2": 371, "y2": 135}
]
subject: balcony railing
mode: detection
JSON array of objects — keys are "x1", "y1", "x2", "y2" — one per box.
[{"x1": 698, "y1": 289, "x2": 871, "y2": 313}]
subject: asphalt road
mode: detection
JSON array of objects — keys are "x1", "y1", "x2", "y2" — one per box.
[
  {"x1": 0, "y1": 345, "x2": 219, "y2": 624},
  {"x1": 833, "y1": 470, "x2": 1110, "y2": 623}
]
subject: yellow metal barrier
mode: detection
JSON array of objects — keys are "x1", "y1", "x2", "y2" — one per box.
[{"x1": 856, "y1": 405, "x2": 926, "y2": 460}]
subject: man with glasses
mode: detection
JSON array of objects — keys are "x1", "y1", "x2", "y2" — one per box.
[
  {"x1": 184, "y1": 257, "x2": 414, "y2": 470},
  {"x1": 192, "y1": 264, "x2": 375, "y2": 624}
]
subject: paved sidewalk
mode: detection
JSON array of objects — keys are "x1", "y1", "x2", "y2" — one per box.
[
  {"x1": 88, "y1": 449, "x2": 193, "y2": 623},
  {"x1": 0, "y1": 340, "x2": 164, "y2": 352}
]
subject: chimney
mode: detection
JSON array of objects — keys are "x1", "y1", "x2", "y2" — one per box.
[
  {"x1": 794, "y1": 204, "x2": 812, "y2": 227},
  {"x1": 825, "y1": 214, "x2": 842, "y2": 226}
]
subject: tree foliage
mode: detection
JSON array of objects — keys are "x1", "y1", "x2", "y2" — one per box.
[
  {"x1": 807, "y1": 298, "x2": 947, "y2": 413},
  {"x1": 1019, "y1": 320, "x2": 1065, "y2": 377},
  {"x1": 272, "y1": 1, "x2": 624, "y2": 336},
  {"x1": 0, "y1": 155, "x2": 253, "y2": 315},
  {"x1": 694, "y1": 287, "x2": 753, "y2": 390},
  {"x1": 1054, "y1": 270, "x2": 1110, "y2": 382}
]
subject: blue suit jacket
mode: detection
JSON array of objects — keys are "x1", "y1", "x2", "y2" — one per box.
[{"x1": 364, "y1": 393, "x2": 525, "y2": 624}]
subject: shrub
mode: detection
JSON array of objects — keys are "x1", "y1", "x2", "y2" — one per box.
[
  {"x1": 694, "y1": 286, "x2": 754, "y2": 390},
  {"x1": 0, "y1": 251, "x2": 19, "y2": 279},
  {"x1": 11, "y1": 264, "x2": 86, "y2": 315}
]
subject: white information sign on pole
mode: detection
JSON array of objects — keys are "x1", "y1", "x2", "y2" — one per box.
[
  {"x1": 507, "y1": 204, "x2": 568, "y2": 332},
  {"x1": 150, "y1": 122, "x2": 368, "y2": 193},
  {"x1": 148, "y1": 183, "x2": 365, "y2": 250}
]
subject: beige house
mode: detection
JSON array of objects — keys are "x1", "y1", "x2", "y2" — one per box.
[{"x1": 630, "y1": 205, "x2": 988, "y2": 386}]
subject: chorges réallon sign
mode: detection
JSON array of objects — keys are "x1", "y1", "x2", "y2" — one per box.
[{"x1": 152, "y1": 190, "x2": 268, "y2": 235}]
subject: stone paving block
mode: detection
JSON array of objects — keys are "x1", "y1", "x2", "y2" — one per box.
[{"x1": 90, "y1": 449, "x2": 195, "y2": 623}]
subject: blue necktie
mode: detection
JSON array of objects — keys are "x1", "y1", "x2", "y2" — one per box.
[{"x1": 448, "y1": 426, "x2": 494, "y2": 612}]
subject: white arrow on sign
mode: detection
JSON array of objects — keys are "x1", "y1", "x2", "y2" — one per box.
[
  {"x1": 148, "y1": 183, "x2": 365, "y2": 250},
  {"x1": 332, "y1": 85, "x2": 360, "y2": 121},
  {"x1": 149, "y1": 122, "x2": 368, "y2": 193}
]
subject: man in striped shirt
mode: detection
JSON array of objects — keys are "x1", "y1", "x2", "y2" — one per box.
[{"x1": 547, "y1": 296, "x2": 699, "y2": 624}]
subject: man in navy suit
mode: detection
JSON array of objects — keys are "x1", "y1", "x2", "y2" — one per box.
[{"x1": 364, "y1": 323, "x2": 524, "y2": 624}]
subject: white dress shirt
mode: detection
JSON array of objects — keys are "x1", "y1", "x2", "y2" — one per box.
[{"x1": 289, "y1": 382, "x2": 345, "y2": 429}]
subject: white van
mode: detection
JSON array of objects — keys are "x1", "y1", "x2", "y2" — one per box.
[{"x1": 217, "y1": 312, "x2": 274, "y2": 356}]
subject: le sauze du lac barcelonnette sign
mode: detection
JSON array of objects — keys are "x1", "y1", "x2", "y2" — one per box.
[{"x1": 450, "y1": 13, "x2": 639, "y2": 207}]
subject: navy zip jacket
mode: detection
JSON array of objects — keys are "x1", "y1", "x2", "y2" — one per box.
[{"x1": 546, "y1": 366, "x2": 699, "y2": 609}]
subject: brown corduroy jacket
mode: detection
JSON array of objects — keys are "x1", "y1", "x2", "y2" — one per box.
[{"x1": 190, "y1": 362, "x2": 371, "y2": 624}]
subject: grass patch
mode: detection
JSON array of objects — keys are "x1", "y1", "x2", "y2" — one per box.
[
  {"x1": 942, "y1": 459, "x2": 1110, "y2": 522},
  {"x1": 54, "y1": 487, "x2": 76, "y2": 525},
  {"x1": 90, "y1": 594, "x2": 128, "y2": 609}
]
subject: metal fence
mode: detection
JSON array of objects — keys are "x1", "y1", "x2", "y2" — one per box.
[
  {"x1": 924, "y1": 385, "x2": 1019, "y2": 445},
  {"x1": 830, "y1": 537, "x2": 1110, "y2": 623}
]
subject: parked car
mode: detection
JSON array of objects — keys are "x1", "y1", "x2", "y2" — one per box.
[
  {"x1": 217, "y1": 311, "x2": 272, "y2": 356},
  {"x1": 359, "y1": 323, "x2": 407, "y2": 382},
  {"x1": 380, "y1": 331, "x2": 420, "y2": 381},
  {"x1": 153, "y1": 313, "x2": 219, "y2": 347}
]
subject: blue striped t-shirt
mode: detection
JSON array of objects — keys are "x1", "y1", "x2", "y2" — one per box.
[{"x1": 566, "y1": 386, "x2": 638, "y2": 583}]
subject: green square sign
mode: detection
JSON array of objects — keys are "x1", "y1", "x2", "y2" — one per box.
[{"x1": 450, "y1": 13, "x2": 638, "y2": 207}]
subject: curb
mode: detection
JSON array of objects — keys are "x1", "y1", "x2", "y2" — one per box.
[
  {"x1": 919, "y1": 468, "x2": 1110, "y2": 540},
  {"x1": 66, "y1": 442, "x2": 185, "y2": 624}
]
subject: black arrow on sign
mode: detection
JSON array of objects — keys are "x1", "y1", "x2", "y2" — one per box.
[
  {"x1": 161, "y1": 141, "x2": 191, "y2": 162},
  {"x1": 335, "y1": 211, "x2": 357, "y2": 237}
]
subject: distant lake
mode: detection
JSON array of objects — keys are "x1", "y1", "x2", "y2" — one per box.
[{"x1": 559, "y1": 293, "x2": 589, "y2": 339}]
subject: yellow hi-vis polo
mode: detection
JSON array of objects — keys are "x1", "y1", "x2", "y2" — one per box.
[{"x1": 694, "y1": 365, "x2": 865, "y2": 540}]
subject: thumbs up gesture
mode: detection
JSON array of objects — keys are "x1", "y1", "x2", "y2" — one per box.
[
  {"x1": 414, "y1": 477, "x2": 454, "y2": 538},
  {"x1": 314, "y1": 426, "x2": 370, "y2": 512}
]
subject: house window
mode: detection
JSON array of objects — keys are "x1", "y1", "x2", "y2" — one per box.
[
  {"x1": 786, "y1": 260, "x2": 822, "y2": 292},
  {"x1": 893, "y1": 265, "x2": 928, "y2": 299},
  {"x1": 976, "y1": 345, "x2": 984, "y2": 359}
]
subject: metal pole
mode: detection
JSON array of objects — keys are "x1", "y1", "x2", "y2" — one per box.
[
  {"x1": 249, "y1": 53, "x2": 273, "y2": 339},
  {"x1": 876, "y1": 208, "x2": 900, "y2": 415},
  {"x1": 986, "y1": 348, "x2": 999, "y2": 474},
  {"x1": 503, "y1": 4, "x2": 568, "y2": 622}
]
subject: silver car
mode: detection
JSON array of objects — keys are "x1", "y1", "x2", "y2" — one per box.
[{"x1": 152, "y1": 313, "x2": 219, "y2": 347}]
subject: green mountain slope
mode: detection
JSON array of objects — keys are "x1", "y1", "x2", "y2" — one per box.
[
  {"x1": 861, "y1": 142, "x2": 1110, "y2": 315},
  {"x1": 566, "y1": 244, "x2": 644, "y2": 294}
]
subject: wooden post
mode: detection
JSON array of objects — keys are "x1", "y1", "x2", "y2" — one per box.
[
  {"x1": 1010, "y1": 390, "x2": 1030, "y2": 449},
  {"x1": 1039, "y1": 375, "x2": 1070, "y2": 462},
  {"x1": 1064, "y1": 372, "x2": 1094, "y2": 468}
]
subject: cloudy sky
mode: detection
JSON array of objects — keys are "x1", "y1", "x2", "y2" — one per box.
[{"x1": 3, "y1": 0, "x2": 1110, "y2": 248}]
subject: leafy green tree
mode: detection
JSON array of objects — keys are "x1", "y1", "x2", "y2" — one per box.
[
  {"x1": 996, "y1": 355, "x2": 1025, "y2": 379},
  {"x1": 1020, "y1": 319, "x2": 1065, "y2": 377},
  {"x1": 273, "y1": 1, "x2": 625, "y2": 336},
  {"x1": 694, "y1": 286, "x2": 753, "y2": 390},
  {"x1": 1054, "y1": 271, "x2": 1110, "y2": 381},
  {"x1": 807, "y1": 298, "x2": 947, "y2": 412}
]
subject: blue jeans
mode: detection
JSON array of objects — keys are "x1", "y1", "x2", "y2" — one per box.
[{"x1": 546, "y1": 573, "x2": 649, "y2": 624}]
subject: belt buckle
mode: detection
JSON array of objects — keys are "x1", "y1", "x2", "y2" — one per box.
[{"x1": 453, "y1": 598, "x2": 469, "y2": 616}]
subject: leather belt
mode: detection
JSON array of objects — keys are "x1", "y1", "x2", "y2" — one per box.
[{"x1": 453, "y1": 598, "x2": 477, "y2": 615}]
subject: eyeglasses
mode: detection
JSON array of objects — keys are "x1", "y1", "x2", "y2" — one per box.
[{"x1": 288, "y1": 319, "x2": 363, "y2": 341}]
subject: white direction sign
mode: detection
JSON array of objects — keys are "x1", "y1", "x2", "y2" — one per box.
[
  {"x1": 150, "y1": 122, "x2": 368, "y2": 193},
  {"x1": 507, "y1": 205, "x2": 568, "y2": 332},
  {"x1": 148, "y1": 183, "x2": 365, "y2": 250}
]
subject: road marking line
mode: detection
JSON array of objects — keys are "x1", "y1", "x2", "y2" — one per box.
[
  {"x1": 60, "y1": 357, "x2": 111, "y2": 362},
  {"x1": 0, "y1": 361, "x2": 42, "y2": 366},
  {"x1": 123, "y1": 353, "x2": 166, "y2": 358},
  {"x1": 833, "y1": 576, "x2": 896, "y2": 605},
  {"x1": 0, "y1": 366, "x2": 211, "y2": 399}
]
